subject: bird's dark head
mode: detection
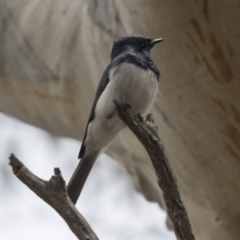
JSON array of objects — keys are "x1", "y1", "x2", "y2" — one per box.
[{"x1": 111, "y1": 34, "x2": 163, "y2": 60}]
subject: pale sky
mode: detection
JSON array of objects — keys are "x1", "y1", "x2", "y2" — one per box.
[{"x1": 0, "y1": 113, "x2": 175, "y2": 240}]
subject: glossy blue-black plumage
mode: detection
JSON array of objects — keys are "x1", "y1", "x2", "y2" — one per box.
[
  {"x1": 78, "y1": 64, "x2": 110, "y2": 158},
  {"x1": 79, "y1": 35, "x2": 160, "y2": 159}
]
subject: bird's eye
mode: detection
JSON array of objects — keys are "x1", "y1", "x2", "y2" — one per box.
[{"x1": 138, "y1": 40, "x2": 145, "y2": 47}]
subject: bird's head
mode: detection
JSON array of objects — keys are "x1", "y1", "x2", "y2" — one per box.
[{"x1": 111, "y1": 34, "x2": 163, "y2": 60}]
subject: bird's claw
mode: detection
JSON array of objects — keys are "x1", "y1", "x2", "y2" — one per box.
[{"x1": 137, "y1": 113, "x2": 144, "y2": 121}]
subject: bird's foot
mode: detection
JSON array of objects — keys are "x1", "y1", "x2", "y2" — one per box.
[
  {"x1": 145, "y1": 114, "x2": 158, "y2": 135},
  {"x1": 137, "y1": 113, "x2": 144, "y2": 122}
]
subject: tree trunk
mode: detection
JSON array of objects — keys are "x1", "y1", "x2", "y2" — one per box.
[{"x1": 0, "y1": 1, "x2": 239, "y2": 239}]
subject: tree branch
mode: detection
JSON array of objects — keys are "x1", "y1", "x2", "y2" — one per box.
[
  {"x1": 7, "y1": 99, "x2": 195, "y2": 240},
  {"x1": 8, "y1": 154, "x2": 99, "y2": 240},
  {"x1": 114, "y1": 101, "x2": 195, "y2": 240}
]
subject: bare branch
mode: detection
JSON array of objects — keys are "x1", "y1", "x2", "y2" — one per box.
[
  {"x1": 7, "y1": 100, "x2": 195, "y2": 240},
  {"x1": 114, "y1": 101, "x2": 195, "y2": 240},
  {"x1": 8, "y1": 154, "x2": 99, "y2": 240}
]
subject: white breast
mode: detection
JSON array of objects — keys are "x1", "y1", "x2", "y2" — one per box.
[
  {"x1": 109, "y1": 63, "x2": 159, "y2": 115},
  {"x1": 85, "y1": 63, "x2": 159, "y2": 156}
]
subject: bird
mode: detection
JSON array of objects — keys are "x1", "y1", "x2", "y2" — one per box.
[{"x1": 67, "y1": 34, "x2": 163, "y2": 204}]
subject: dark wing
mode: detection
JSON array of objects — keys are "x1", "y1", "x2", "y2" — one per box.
[{"x1": 78, "y1": 64, "x2": 111, "y2": 159}]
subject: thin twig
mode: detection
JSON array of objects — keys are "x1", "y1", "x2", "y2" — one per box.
[
  {"x1": 8, "y1": 154, "x2": 99, "y2": 240},
  {"x1": 114, "y1": 101, "x2": 195, "y2": 240}
]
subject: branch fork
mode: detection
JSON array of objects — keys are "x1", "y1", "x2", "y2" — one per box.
[{"x1": 8, "y1": 101, "x2": 195, "y2": 240}]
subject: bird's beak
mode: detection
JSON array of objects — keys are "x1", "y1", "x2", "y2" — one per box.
[{"x1": 150, "y1": 38, "x2": 163, "y2": 48}]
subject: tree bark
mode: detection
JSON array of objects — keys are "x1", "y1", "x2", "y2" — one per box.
[
  {"x1": 8, "y1": 102, "x2": 196, "y2": 240},
  {"x1": 1, "y1": 1, "x2": 240, "y2": 239},
  {"x1": 114, "y1": 101, "x2": 195, "y2": 240},
  {"x1": 8, "y1": 154, "x2": 98, "y2": 240}
]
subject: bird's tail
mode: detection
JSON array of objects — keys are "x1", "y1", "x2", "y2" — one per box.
[{"x1": 67, "y1": 152, "x2": 99, "y2": 204}]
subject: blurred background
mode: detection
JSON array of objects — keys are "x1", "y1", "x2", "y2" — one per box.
[
  {"x1": 0, "y1": 113, "x2": 175, "y2": 240},
  {"x1": 0, "y1": 1, "x2": 239, "y2": 240}
]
